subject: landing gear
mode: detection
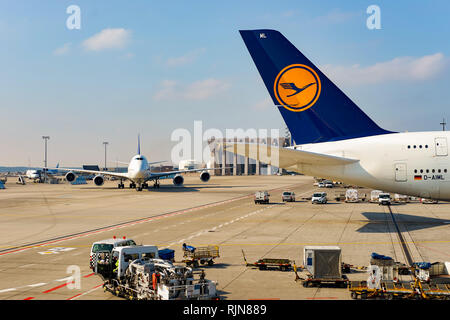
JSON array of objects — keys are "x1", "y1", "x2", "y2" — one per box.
[
  {"x1": 118, "y1": 183, "x2": 124, "y2": 189},
  {"x1": 142, "y1": 183, "x2": 148, "y2": 189},
  {"x1": 153, "y1": 180, "x2": 160, "y2": 189},
  {"x1": 129, "y1": 183, "x2": 136, "y2": 189}
]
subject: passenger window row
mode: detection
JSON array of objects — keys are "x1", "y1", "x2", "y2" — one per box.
[
  {"x1": 407, "y1": 145, "x2": 428, "y2": 149},
  {"x1": 414, "y1": 169, "x2": 447, "y2": 174}
]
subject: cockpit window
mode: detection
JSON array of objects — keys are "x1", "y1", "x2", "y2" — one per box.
[{"x1": 135, "y1": 157, "x2": 143, "y2": 160}]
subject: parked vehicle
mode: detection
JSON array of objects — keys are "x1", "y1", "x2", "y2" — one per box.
[
  {"x1": 254, "y1": 191, "x2": 270, "y2": 204},
  {"x1": 324, "y1": 180, "x2": 334, "y2": 188},
  {"x1": 421, "y1": 198, "x2": 439, "y2": 204},
  {"x1": 282, "y1": 191, "x2": 295, "y2": 202},
  {"x1": 90, "y1": 237, "x2": 137, "y2": 269},
  {"x1": 378, "y1": 193, "x2": 391, "y2": 205},
  {"x1": 93, "y1": 245, "x2": 218, "y2": 300},
  {"x1": 312, "y1": 192, "x2": 327, "y2": 204}
]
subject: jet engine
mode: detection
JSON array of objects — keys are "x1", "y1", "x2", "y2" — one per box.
[
  {"x1": 65, "y1": 171, "x2": 76, "y2": 182},
  {"x1": 173, "y1": 174, "x2": 184, "y2": 186},
  {"x1": 200, "y1": 171, "x2": 210, "y2": 182},
  {"x1": 93, "y1": 175, "x2": 104, "y2": 186}
]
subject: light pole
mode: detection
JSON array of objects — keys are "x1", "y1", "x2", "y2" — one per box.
[
  {"x1": 103, "y1": 141, "x2": 109, "y2": 170},
  {"x1": 42, "y1": 136, "x2": 50, "y2": 182}
]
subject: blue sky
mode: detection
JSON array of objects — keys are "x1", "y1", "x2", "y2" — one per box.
[{"x1": 1, "y1": 0, "x2": 450, "y2": 166}]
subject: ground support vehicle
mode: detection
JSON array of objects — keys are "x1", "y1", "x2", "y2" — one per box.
[
  {"x1": 242, "y1": 250, "x2": 292, "y2": 271},
  {"x1": 311, "y1": 192, "x2": 327, "y2": 204},
  {"x1": 349, "y1": 280, "x2": 450, "y2": 300},
  {"x1": 300, "y1": 275, "x2": 348, "y2": 288},
  {"x1": 254, "y1": 191, "x2": 270, "y2": 204},
  {"x1": 281, "y1": 191, "x2": 295, "y2": 202},
  {"x1": 378, "y1": 193, "x2": 391, "y2": 205},
  {"x1": 182, "y1": 245, "x2": 220, "y2": 267},
  {"x1": 93, "y1": 246, "x2": 218, "y2": 300},
  {"x1": 89, "y1": 237, "x2": 137, "y2": 269}
]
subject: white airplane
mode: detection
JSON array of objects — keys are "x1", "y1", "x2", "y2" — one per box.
[
  {"x1": 25, "y1": 164, "x2": 60, "y2": 180},
  {"x1": 230, "y1": 29, "x2": 450, "y2": 201},
  {"x1": 56, "y1": 136, "x2": 216, "y2": 191},
  {"x1": 25, "y1": 169, "x2": 41, "y2": 180}
]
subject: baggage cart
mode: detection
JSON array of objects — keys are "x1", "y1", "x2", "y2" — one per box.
[{"x1": 182, "y1": 244, "x2": 220, "y2": 267}]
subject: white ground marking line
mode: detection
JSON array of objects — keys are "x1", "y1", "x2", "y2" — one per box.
[
  {"x1": 55, "y1": 276, "x2": 73, "y2": 282},
  {"x1": 69, "y1": 285, "x2": 102, "y2": 300},
  {"x1": 19, "y1": 264, "x2": 36, "y2": 268},
  {"x1": 27, "y1": 283, "x2": 47, "y2": 288},
  {"x1": 171, "y1": 205, "x2": 273, "y2": 245},
  {"x1": 0, "y1": 288, "x2": 16, "y2": 293}
]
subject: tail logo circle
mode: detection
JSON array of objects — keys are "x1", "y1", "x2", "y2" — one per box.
[{"x1": 274, "y1": 64, "x2": 321, "y2": 112}]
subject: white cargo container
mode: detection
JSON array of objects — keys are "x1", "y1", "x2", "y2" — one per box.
[
  {"x1": 345, "y1": 189, "x2": 359, "y2": 202},
  {"x1": 303, "y1": 246, "x2": 342, "y2": 279},
  {"x1": 370, "y1": 190, "x2": 382, "y2": 202},
  {"x1": 394, "y1": 194, "x2": 409, "y2": 202}
]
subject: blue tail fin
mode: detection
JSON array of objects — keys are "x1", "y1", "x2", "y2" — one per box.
[{"x1": 239, "y1": 29, "x2": 393, "y2": 144}]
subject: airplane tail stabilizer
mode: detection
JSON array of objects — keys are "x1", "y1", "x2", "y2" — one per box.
[{"x1": 239, "y1": 29, "x2": 393, "y2": 145}]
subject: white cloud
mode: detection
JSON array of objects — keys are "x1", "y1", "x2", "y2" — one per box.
[
  {"x1": 322, "y1": 53, "x2": 448, "y2": 86},
  {"x1": 184, "y1": 79, "x2": 230, "y2": 100},
  {"x1": 166, "y1": 48, "x2": 206, "y2": 67},
  {"x1": 53, "y1": 42, "x2": 71, "y2": 56},
  {"x1": 82, "y1": 28, "x2": 131, "y2": 51},
  {"x1": 153, "y1": 78, "x2": 230, "y2": 101}
]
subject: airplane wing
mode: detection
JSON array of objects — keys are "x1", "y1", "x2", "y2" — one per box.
[
  {"x1": 147, "y1": 167, "x2": 219, "y2": 180},
  {"x1": 223, "y1": 143, "x2": 359, "y2": 168},
  {"x1": 52, "y1": 167, "x2": 130, "y2": 180}
]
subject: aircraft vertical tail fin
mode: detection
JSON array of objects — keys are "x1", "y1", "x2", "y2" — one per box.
[
  {"x1": 239, "y1": 29, "x2": 393, "y2": 145},
  {"x1": 138, "y1": 134, "x2": 141, "y2": 155}
]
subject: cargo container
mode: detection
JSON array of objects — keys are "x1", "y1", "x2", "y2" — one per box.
[{"x1": 301, "y1": 246, "x2": 348, "y2": 287}]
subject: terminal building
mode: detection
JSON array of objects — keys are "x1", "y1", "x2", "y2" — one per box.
[{"x1": 206, "y1": 137, "x2": 291, "y2": 176}]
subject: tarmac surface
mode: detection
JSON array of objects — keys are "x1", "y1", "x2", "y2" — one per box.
[{"x1": 0, "y1": 175, "x2": 449, "y2": 300}]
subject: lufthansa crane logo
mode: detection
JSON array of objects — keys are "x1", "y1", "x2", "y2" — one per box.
[{"x1": 274, "y1": 64, "x2": 321, "y2": 112}]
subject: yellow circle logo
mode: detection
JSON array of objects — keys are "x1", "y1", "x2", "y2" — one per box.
[{"x1": 273, "y1": 64, "x2": 321, "y2": 112}]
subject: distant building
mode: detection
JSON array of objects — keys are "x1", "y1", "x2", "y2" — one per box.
[
  {"x1": 178, "y1": 160, "x2": 202, "y2": 171},
  {"x1": 150, "y1": 165, "x2": 174, "y2": 173},
  {"x1": 82, "y1": 165, "x2": 100, "y2": 171}
]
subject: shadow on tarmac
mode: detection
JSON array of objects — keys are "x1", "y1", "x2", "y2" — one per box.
[{"x1": 357, "y1": 211, "x2": 450, "y2": 233}]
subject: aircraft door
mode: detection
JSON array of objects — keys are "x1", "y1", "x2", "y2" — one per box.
[
  {"x1": 435, "y1": 137, "x2": 448, "y2": 156},
  {"x1": 395, "y1": 163, "x2": 407, "y2": 182}
]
